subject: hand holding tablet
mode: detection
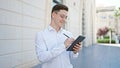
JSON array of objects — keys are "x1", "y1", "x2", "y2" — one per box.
[{"x1": 67, "y1": 35, "x2": 85, "y2": 51}]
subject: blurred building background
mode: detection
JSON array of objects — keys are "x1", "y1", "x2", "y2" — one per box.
[
  {"x1": 96, "y1": 6, "x2": 120, "y2": 43},
  {"x1": 96, "y1": 6, "x2": 115, "y2": 30}
]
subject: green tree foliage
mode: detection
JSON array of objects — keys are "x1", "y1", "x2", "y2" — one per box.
[{"x1": 114, "y1": 7, "x2": 120, "y2": 17}]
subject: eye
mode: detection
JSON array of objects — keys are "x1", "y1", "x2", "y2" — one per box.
[
  {"x1": 60, "y1": 15, "x2": 67, "y2": 19},
  {"x1": 60, "y1": 15, "x2": 64, "y2": 18}
]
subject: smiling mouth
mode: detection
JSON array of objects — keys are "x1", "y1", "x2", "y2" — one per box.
[{"x1": 60, "y1": 22, "x2": 64, "y2": 25}]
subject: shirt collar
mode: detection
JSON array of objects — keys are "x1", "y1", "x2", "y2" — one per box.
[
  {"x1": 47, "y1": 25, "x2": 63, "y2": 33},
  {"x1": 48, "y1": 25, "x2": 55, "y2": 31}
]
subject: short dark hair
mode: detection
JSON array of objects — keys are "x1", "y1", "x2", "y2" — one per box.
[{"x1": 52, "y1": 4, "x2": 68, "y2": 13}]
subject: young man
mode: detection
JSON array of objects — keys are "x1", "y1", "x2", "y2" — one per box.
[{"x1": 35, "y1": 4, "x2": 81, "y2": 68}]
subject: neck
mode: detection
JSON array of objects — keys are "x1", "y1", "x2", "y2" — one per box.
[{"x1": 50, "y1": 21, "x2": 61, "y2": 32}]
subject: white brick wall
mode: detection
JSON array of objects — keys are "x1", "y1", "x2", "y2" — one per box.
[
  {"x1": 0, "y1": 0, "x2": 51, "y2": 68},
  {"x1": 65, "y1": 0, "x2": 83, "y2": 38}
]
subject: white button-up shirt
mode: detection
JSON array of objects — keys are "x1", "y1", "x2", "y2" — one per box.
[{"x1": 35, "y1": 25, "x2": 78, "y2": 68}]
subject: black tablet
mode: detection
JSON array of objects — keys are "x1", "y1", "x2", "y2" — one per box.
[{"x1": 67, "y1": 35, "x2": 85, "y2": 51}]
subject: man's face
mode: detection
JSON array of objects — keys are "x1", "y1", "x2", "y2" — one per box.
[{"x1": 52, "y1": 10, "x2": 68, "y2": 28}]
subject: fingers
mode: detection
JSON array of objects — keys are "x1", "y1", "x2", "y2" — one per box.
[
  {"x1": 78, "y1": 42, "x2": 81, "y2": 45},
  {"x1": 67, "y1": 38, "x2": 74, "y2": 42},
  {"x1": 64, "y1": 38, "x2": 74, "y2": 48},
  {"x1": 73, "y1": 43, "x2": 81, "y2": 52},
  {"x1": 73, "y1": 44, "x2": 80, "y2": 50}
]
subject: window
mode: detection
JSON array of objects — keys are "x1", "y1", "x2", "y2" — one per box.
[{"x1": 52, "y1": 0, "x2": 63, "y2": 6}]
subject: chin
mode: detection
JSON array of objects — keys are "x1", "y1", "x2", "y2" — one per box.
[{"x1": 59, "y1": 25, "x2": 64, "y2": 28}]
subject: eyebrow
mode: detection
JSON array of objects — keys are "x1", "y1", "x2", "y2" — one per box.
[
  {"x1": 60, "y1": 14, "x2": 68, "y2": 19},
  {"x1": 59, "y1": 13, "x2": 67, "y2": 16}
]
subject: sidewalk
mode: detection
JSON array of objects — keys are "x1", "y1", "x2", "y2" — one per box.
[
  {"x1": 72, "y1": 44, "x2": 120, "y2": 68},
  {"x1": 96, "y1": 43, "x2": 120, "y2": 47}
]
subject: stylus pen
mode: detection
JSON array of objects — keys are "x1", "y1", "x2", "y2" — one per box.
[{"x1": 63, "y1": 33, "x2": 70, "y2": 38}]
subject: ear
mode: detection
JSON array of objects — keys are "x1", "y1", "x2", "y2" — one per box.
[{"x1": 52, "y1": 12, "x2": 57, "y2": 18}]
